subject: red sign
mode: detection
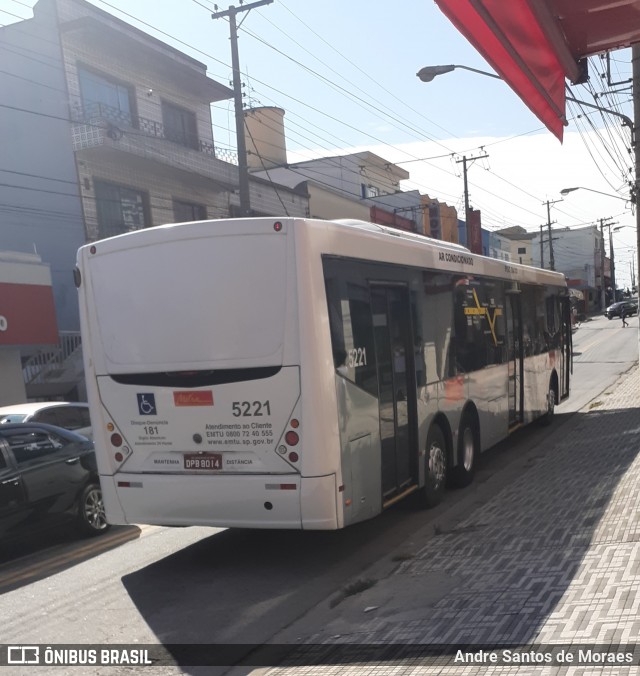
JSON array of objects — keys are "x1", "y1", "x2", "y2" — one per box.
[
  {"x1": 0, "y1": 282, "x2": 58, "y2": 346},
  {"x1": 173, "y1": 391, "x2": 214, "y2": 406}
]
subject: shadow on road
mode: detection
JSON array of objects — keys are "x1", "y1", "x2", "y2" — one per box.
[
  {"x1": 120, "y1": 404, "x2": 640, "y2": 672},
  {"x1": 0, "y1": 525, "x2": 140, "y2": 594}
]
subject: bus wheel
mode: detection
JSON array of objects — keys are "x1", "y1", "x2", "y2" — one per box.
[
  {"x1": 539, "y1": 384, "x2": 556, "y2": 427},
  {"x1": 422, "y1": 425, "x2": 447, "y2": 507},
  {"x1": 452, "y1": 416, "x2": 478, "y2": 488}
]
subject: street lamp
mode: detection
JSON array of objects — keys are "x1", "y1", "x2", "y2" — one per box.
[
  {"x1": 560, "y1": 186, "x2": 631, "y2": 202},
  {"x1": 419, "y1": 60, "x2": 640, "y2": 344},
  {"x1": 416, "y1": 64, "x2": 503, "y2": 254},
  {"x1": 417, "y1": 64, "x2": 500, "y2": 82}
]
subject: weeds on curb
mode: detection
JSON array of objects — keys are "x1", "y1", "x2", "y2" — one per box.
[{"x1": 329, "y1": 578, "x2": 377, "y2": 609}]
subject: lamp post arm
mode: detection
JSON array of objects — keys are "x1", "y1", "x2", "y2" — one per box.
[
  {"x1": 456, "y1": 65, "x2": 501, "y2": 80},
  {"x1": 566, "y1": 95, "x2": 634, "y2": 135},
  {"x1": 561, "y1": 186, "x2": 630, "y2": 202}
]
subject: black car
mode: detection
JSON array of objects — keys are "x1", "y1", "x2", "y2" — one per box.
[
  {"x1": 0, "y1": 423, "x2": 108, "y2": 540},
  {"x1": 604, "y1": 299, "x2": 638, "y2": 320}
]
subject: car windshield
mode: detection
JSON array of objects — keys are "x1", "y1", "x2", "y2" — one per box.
[{"x1": 0, "y1": 414, "x2": 28, "y2": 424}]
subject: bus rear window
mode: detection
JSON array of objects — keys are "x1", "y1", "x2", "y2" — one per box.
[{"x1": 89, "y1": 234, "x2": 288, "y2": 367}]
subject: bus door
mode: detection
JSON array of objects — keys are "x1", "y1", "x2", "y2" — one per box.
[
  {"x1": 370, "y1": 284, "x2": 417, "y2": 502},
  {"x1": 505, "y1": 291, "x2": 524, "y2": 426}
]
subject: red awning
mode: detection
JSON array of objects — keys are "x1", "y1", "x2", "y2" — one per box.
[{"x1": 434, "y1": 0, "x2": 640, "y2": 141}]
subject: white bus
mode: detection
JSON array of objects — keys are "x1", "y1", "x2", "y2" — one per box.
[{"x1": 75, "y1": 217, "x2": 571, "y2": 530}]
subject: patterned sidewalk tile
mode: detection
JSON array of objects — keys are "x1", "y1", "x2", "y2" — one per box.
[{"x1": 265, "y1": 369, "x2": 640, "y2": 675}]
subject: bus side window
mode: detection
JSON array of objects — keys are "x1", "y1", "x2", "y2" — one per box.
[{"x1": 325, "y1": 276, "x2": 378, "y2": 397}]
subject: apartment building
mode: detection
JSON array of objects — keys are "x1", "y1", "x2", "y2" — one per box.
[{"x1": 0, "y1": 0, "x2": 308, "y2": 400}]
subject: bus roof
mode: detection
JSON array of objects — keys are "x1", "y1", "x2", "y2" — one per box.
[{"x1": 78, "y1": 217, "x2": 567, "y2": 290}]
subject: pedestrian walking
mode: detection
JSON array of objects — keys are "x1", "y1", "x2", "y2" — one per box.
[{"x1": 621, "y1": 306, "x2": 629, "y2": 327}]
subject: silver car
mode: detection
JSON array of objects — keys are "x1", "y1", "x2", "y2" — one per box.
[{"x1": 0, "y1": 402, "x2": 92, "y2": 439}]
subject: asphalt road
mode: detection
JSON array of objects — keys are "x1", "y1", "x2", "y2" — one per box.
[{"x1": 0, "y1": 314, "x2": 636, "y2": 676}]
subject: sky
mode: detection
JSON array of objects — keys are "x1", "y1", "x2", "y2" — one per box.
[{"x1": 3, "y1": 0, "x2": 639, "y2": 288}]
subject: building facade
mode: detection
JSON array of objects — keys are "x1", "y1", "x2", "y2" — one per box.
[
  {"x1": 531, "y1": 225, "x2": 604, "y2": 312},
  {"x1": 0, "y1": 0, "x2": 309, "y2": 401}
]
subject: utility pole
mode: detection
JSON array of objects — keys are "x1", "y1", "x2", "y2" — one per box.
[
  {"x1": 456, "y1": 152, "x2": 488, "y2": 254},
  {"x1": 543, "y1": 199, "x2": 562, "y2": 271},
  {"x1": 540, "y1": 225, "x2": 544, "y2": 268},
  {"x1": 599, "y1": 217, "x2": 615, "y2": 309},
  {"x1": 633, "y1": 44, "x2": 640, "y2": 355},
  {"x1": 212, "y1": 0, "x2": 273, "y2": 216},
  {"x1": 608, "y1": 223, "x2": 618, "y2": 300}
]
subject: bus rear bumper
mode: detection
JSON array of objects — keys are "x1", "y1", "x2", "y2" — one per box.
[{"x1": 99, "y1": 473, "x2": 337, "y2": 530}]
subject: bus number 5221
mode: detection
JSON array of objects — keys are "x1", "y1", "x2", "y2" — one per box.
[{"x1": 232, "y1": 400, "x2": 271, "y2": 417}]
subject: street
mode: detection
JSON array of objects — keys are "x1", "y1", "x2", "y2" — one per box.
[{"x1": 0, "y1": 314, "x2": 637, "y2": 675}]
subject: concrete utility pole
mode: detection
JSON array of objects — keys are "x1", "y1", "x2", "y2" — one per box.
[
  {"x1": 212, "y1": 0, "x2": 273, "y2": 216},
  {"x1": 543, "y1": 199, "x2": 562, "y2": 271},
  {"x1": 607, "y1": 221, "x2": 618, "y2": 300},
  {"x1": 456, "y1": 153, "x2": 488, "y2": 253},
  {"x1": 633, "y1": 44, "x2": 640, "y2": 358},
  {"x1": 599, "y1": 217, "x2": 615, "y2": 310}
]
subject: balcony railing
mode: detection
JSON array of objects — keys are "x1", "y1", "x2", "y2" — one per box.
[
  {"x1": 72, "y1": 101, "x2": 238, "y2": 165},
  {"x1": 23, "y1": 331, "x2": 83, "y2": 386}
]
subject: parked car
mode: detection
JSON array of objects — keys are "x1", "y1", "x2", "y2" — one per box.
[
  {"x1": 0, "y1": 423, "x2": 108, "y2": 539},
  {"x1": 0, "y1": 402, "x2": 92, "y2": 439},
  {"x1": 604, "y1": 299, "x2": 638, "y2": 320}
]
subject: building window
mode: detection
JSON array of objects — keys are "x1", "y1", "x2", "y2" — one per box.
[
  {"x1": 162, "y1": 101, "x2": 198, "y2": 150},
  {"x1": 94, "y1": 180, "x2": 150, "y2": 239},
  {"x1": 361, "y1": 184, "x2": 380, "y2": 198},
  {"x1": 173, "y1": 200, "x2": 207, "y2": 222},
  {"x1": 78, "y1": 66, "x2": 134, "y2": 127},
  {"x1": 518, "y1": 247, "x2": 526, "y2": 254}
]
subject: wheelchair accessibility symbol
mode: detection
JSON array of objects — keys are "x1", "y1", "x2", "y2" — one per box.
[{"x1": 137, "y1": 393, "x2": 157, "y2": 416}]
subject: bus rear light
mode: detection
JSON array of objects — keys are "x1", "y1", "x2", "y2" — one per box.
[
  {"x1": 111, "y1": 433, "x2": 123, "y2": 447},
  {"x1": 273, "y1": 221, "x2": 283, "y2": 232},
  {"x1": 288, "y1": 451, "x2": 299, "y2": 463},
  {"x1": 285, "y1": 431, "x2": 299, "y2": 446},
  {"x1": 107, "y1": 422, "x2": 115, "y2": 432},
  {"x1": 115, "y1": 452, "x2": 124, "y2": 462},
  {"x1": 279, "y1": 484, "x2": 296, "y2": 490},
  {"x1": 290, "y1": 418, "x2": 299, "y2": 428}
]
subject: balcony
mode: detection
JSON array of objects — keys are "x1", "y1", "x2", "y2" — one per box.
[{"x1": 71, "y1": 103, "x2": 239, "y2": 188}]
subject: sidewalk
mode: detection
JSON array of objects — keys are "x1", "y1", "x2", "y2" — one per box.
[{"x1": 265, "y1": 365, "x2": 640, "y2": 673}]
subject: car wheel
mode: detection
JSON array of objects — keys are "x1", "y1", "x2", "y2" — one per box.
[
  {"x1": 77, "y1": 483, "x2": 109, "y2": 536},
  {"x1": 451, "y1": 415, "x2": 479, "y2": 488},
  {"x1": 420, "y1": 425, "x2": 447, "y2": 507}
]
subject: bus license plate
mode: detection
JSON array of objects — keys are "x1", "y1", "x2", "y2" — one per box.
[{"x1": 184, "y1": 453, "x2": 222, "y2": 470}]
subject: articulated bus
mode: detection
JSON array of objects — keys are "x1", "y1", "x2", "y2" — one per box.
[{"x1": 75, "y1": 217, "x2": 572, "y2": 530}]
